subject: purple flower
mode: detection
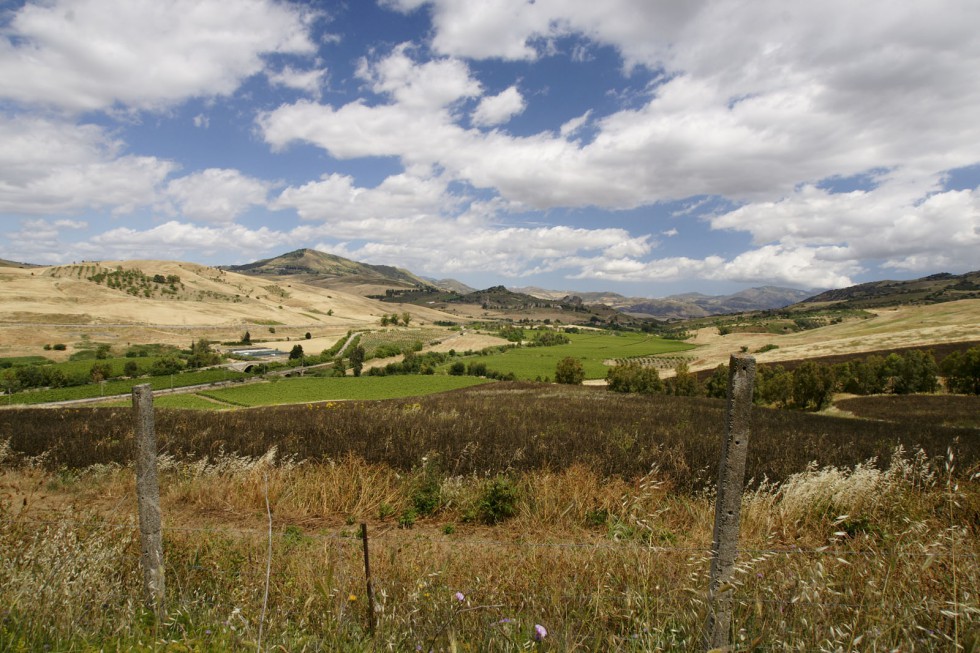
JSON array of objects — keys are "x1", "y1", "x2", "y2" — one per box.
[
  {"x1": 533, "y1": 624, "x2": 548, "y2": 641},
  {"x1": 454, "y1": 591, "x2": 465, "y2": 602}
]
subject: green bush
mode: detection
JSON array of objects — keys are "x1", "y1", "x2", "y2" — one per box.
[
  {"x1": 606, "y1": 362, "x2": 662, "y2": 394},
  {"x1": 554, "y1": 357, "x2": 585, "y2": 384},
  {"x1": 478, "y1": 476, "x2": 519, "y2": 525}
]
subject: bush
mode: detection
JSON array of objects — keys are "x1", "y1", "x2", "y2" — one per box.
[
  {"x1": 448, "y1": 361, "x2": 466, "y2": 376},
  {"x1": 478, "y1": 476, "x2": 519, "y2": 525},
  {"x1": 289, "y1": 344, "x2": 305, "y2": 360},
  {"x1": 52, "y1": 343, "x2": 67, "y2": 351},
  {"x1": 606, "y1": 362, "x2": 662, "y2": 394},
  {"x1": 555, "y1": 357, "x2": 585, "y2": 385}
]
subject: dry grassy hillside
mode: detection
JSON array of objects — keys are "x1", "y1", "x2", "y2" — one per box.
[
  {"x1": 0, "y1": 260, "x2": 458, "y2": 358},
  {"x1": 684, "y1": 298, "x2": 980, "y2": 372}
]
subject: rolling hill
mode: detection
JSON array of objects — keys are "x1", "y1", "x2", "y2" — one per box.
[
  {"x1": 0, "y1": 258, "x2": 458, "y2": 359},
  {"x1": 222, "y1": 248, "x2": 447, "y2": 295},
  {"x1": 801, "y1": 270, "x2": 980, "y2": 308}
]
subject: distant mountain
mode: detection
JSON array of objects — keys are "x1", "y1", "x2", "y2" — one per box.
[
  {"x1": 801, "y1": 271, "x2": 980, "y2": 308},
  {"x1": 222, "y1": 248, "x2": 433, "y2": 291},
  {"x1": 422, "y1": 277, "x2": 477, "y2": 294},
  {"x1": 515, "y1": 284, "x2": 814, "y2": 320}
]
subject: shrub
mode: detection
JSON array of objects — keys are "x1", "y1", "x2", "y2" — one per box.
[
  {"x1": 448, "y1": 361, "x2": 466, "y2": 376},
  {"x1": 606, "y1": 362, "x2": 662, "y2": 394},
  {"x1": 52, "y1": 343, "x2": 67, "y2": 351},
  {"x1": 478, "y1": 476, "x2": 519, "y2": 525},
  {"x1": 555, "y1": 357, "x2": 585, "y2": 385}
]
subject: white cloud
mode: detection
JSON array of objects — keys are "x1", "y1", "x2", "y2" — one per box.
[
  {"x1": 570, "y1": 245, "x2": 858, "y2": 289},
  {"x1": 0, "y1": 115, "x2": 174, "y2": 215},
  {"x1": 0, "y1": 0, "x2": 316, "y2": 112},
  {"x1": 356, "y1": 43, "x2": 481, "y2": 110},
  {"x1": 711, "y1": 177, "x2": 980, "y2": 275},
  {"x1": 87, "y1": 221, "x2": 291, "y2": 261},
  {"x1": 259, "y1": 4, "x2": 980, "y2": 287},
  {"x1": 559, "y1": 110, "x2": 591, "y2": 138},
  {"x1": 166, "y1": 169, "x2": 273, "y2": 223},
  {"x1": 471, "y1": 86, "x2": 525, "y2": 127},
  {"x1": 267, "y1": 65, "x2": 327, "y2": 98}
]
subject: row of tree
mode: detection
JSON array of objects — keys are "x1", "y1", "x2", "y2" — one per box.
[{"x1": 602, "y1": 346, "x2": 980, "y2": 410}]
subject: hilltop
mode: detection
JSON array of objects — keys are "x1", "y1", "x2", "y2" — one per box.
[{"x1": 221, "y1": 248, "x2": 443, "y2": 296}]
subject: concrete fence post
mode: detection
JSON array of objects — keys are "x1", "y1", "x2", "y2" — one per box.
[
  {"x1": 133, "y1": 383, "x2": 165, "y2": 620},
  {"x1": 705, "y1": 354, "x2": 756, "y2": 651}
]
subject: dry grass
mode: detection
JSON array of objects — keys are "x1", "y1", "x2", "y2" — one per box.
[{"x1": 1, "y1": 441, "x2": 978, "y2": 650}]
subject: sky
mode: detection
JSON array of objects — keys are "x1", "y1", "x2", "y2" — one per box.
[{"x1": 1, "y1": 0, "x2": 978, "y2": 298}]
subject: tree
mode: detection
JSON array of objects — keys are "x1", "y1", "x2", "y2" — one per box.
[
  {"x1": 755, "y1": 365, "x2": 792, "y2": 408},
  {"x1": 704, "y1": 364, "x2": 729, "y2": 399},
  {"x1": 941, "y1": 346, "x2": 980, "y2": 394},
  {"x1": 350, "y1": 345, "x2": 365, "y2": 377},
  {"x1": 289, "y1": 344, "x2": 305, "y2": 360},
  {"x1": 187, "y1": 338, "x2": 220, "y2": 368},
  {"x1": 332, "y1": 358, "x2": 347, "y2": 377},
  {"x1": 151, "y1": 355, "x2": 184, "y2": 376},
  {"x1": 555, "y1": 357, "x2": 585, "y2": 384},
  {"x1": 242, "y1": 331, "x2": 251, "y2": 345},
  {"x1": 606, "y1": 362, "x2": 662, "y2": 394},
  {"x1": 792, "y1": 361, "x2": 834, "y2": 410},
  {"x1": 665, "y1": 362, "x2": 702, "y2": 396},
  {"x1": 884, "y1": 350, "x2": 938, "y2": 394},
  {"x1": 448, "y1": 361, "x2": 466, "y2": 376},
  {"x1": 401, "y1": 312, "x2": 412, "y2": 327},
  {"x1": 95, "y1": 343, "x2": 112, "y2": 360},
  {"x1": 123, "y1": 360, "x2": 140, "y2": 377},
  {"x1": 305, "y1": 332, "x2": 312, "y2": 340},
  {"x1": 90, "y1": 361, "x2": 113, "y2": 383}
]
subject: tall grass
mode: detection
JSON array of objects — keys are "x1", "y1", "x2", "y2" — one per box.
[{"x1": 1, "y1": 443, "x2": 977, "y2": 650}]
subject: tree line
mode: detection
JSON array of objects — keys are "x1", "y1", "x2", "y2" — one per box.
[{"x1": 602, "y1": 345, "x2": 980, "y2": 410}]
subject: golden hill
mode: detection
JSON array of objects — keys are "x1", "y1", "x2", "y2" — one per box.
[{"x1": 0, "y1": 259, "x2": 458, "y2": 358}]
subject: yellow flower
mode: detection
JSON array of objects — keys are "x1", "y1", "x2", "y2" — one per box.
[{"x1": 348, "y1": 594, "x2": 358, "y2": 602}]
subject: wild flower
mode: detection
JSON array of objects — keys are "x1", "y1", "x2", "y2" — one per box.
[
  {"x1": 533, "y1": 624, "x2": 547, "y2": 641},
  {"x1": 454, "y1": 591, "x2": 465, "y2": 602}
]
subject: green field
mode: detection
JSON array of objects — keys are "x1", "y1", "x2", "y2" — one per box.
[
  {"x1": 199, "y1": 374, "x2": 491, "y2": 406},
  {"x1": 3, "y1": 368, "x2": 247, "y2": 405},
  {"x1": 454, "y1": 331, "x2": 696, "y2": 379}
]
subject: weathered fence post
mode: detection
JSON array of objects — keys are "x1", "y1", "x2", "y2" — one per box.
[
  {"x1": 361, "y1": 522, "x2": 376, "y2": 636},
  {"x1": 705, "y1": 354, "x2": 756, "y2": 651},
  {"x1": 133, "y1": 384, "x2": 165, "y2": 620}
]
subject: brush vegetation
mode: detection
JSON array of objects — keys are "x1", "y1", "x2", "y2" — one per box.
[{"x1": 2, "y1": 382, "x2": 979, "y2": 650}]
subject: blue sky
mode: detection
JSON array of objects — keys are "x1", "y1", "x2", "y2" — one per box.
[{"x1": 1, "y1": 0, "x2": 978, "y2": 297}]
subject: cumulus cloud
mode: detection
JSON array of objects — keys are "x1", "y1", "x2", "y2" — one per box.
[
  {"x1": 166, "y1": 169, "x2": 273, "y2": 223},
  {"x1": 471, "y1": 86, "x2": 525, "y2": 126},
  {"x1": 258, "y1": 3, "x2": 980, "y2": 286},
  {"x1": 0, "y1": 115, "x2": 174, "y2": 215},
  {"x1": 0, "y1": 0, "x2": 316, "y2": 112}
]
